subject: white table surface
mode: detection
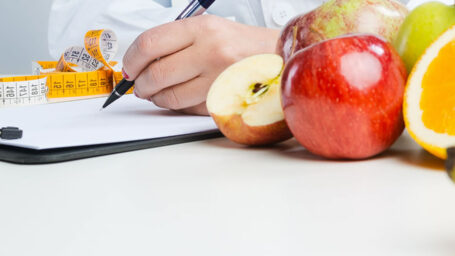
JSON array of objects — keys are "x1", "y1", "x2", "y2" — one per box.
[{"x1": 0, "y1": 132, "x2": 454, "y2": 256}]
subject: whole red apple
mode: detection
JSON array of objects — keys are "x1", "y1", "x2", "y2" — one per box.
[
  {"x1": 276, "y1": 0, "x2": 408, "y2": 63},
  {"x1": 281, "y1": 34, "x2": 407, "y2": 159}
]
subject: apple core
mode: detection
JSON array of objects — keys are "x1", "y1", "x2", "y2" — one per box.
[{"x1": 206, "y1": 54, "x2": 292, "y2": 146}]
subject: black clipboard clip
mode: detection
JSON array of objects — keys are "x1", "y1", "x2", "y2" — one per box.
[{"x1": 0, "y1": 127, "x2": 23, "y2": 140}]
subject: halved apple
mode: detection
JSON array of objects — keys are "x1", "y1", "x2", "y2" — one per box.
[{"x1": 206, "y1": 54, "x2": 292, "y2": 146}]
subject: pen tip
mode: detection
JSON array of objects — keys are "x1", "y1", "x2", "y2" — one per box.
[{"x1": 99, "y1": 107, "x2": 104, "y2": 112}]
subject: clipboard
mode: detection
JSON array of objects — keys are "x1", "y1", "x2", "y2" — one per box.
[
  {"x1": 0, "y1": 95, "x2": 221, "y2": 164},
  {"x1": 0, "y1": 130, "x2": 222, "y2": 164}
]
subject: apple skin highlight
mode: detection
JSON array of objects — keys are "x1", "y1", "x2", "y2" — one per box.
[{"x1": 281, "y1": 34, "x2": 407, "y2": 159}]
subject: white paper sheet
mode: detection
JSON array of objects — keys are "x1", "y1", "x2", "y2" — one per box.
[{"x1": 0, "y1": 95, "x2": 218, "y2": 150}]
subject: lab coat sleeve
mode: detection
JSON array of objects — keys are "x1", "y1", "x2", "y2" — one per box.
[{"x1": 48, "y1": 0, "x2": 185, "y2": 61}]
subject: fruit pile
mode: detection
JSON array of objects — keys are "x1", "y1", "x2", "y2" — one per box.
[{"x1": 206, "y1": 0, "x2": 455, "y2": 173}]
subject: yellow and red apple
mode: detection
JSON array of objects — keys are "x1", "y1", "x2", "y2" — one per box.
[{"x1": 277, "y1": 0, "x2": 408, "y2": 62}]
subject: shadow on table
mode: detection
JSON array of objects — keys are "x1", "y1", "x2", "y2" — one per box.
[
  {"x1": 385, "y1": 149, "x2": 444, "y2": 171},
  {"x1": 380, "y1": 133, "x2": 444, "y2": 171},
  {"x1": 204, "y1": 134, "x2": 445, "y2": 171},
  {"x1": 205, "y1": 138, "x2": 347, "y2": 163}
]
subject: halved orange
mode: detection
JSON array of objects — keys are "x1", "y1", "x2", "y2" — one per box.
[{"x1": 404, "y1": 24, "x2": 455, "y2": 159}]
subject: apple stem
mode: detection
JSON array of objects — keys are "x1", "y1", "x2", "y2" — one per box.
[
  {"x1": 445, "y1": 147, "x2": 455, "y2": 184},
  {"x1": 291, "y1": 26, "x2": 299, "y2": 57}
]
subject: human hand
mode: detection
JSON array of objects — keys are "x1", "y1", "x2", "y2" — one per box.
[{"x1": 122, "y1": 15, "x2": 280, "y2": 115}]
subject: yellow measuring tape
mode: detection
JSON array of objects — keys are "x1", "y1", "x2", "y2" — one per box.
[
  {"x1": 1, "y1": 29, "x2": 132, "y2": 107},
  {"x1": 0, "y1": 76, "x2": 47, "y2": 107}
]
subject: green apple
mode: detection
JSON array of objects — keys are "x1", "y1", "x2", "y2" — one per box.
[{"x1": 394, "y1": 2, "x2": 455, "y2": 73}]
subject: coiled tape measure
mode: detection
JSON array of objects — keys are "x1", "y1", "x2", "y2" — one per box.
[{"x1": 0, "y1": 29, "x2": 132, "y2": 107}]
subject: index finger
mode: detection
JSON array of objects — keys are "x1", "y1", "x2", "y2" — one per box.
[{"x1": 122, "y1": 19, "x2": 196, "y2": 81}]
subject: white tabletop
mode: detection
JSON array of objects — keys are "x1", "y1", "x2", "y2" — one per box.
[{"x1": 0, "y1": 132, "x2": 454, "y2": 256}]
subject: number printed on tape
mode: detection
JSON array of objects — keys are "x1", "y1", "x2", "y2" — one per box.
[
  {"x1": 0, "y1": 76, "x2": 48, "y2": 107},
  {"x1": 2, "y1": 29, "x2": 131, "y2": 107}
]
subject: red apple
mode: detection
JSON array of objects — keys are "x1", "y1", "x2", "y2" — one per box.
[
  {"x1": 276, "y1": 0, "x2": 408, "y2": 63},
  {"x1": 281, "y1": 34, "x2": 407, "y2": 159}
]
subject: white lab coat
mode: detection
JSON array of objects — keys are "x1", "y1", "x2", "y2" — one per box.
[
  {"x1": 48, "y1": 0, "x2": 326, "y2": 61},
  {"x1": 48, "y1": 0, "x2": 422, "y2": 62}
]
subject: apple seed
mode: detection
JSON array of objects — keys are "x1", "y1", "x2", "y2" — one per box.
[{"x1": 252, "y1": 83, "x2": 267, "y2": 93}]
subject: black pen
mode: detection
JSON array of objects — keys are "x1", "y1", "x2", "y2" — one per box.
[{"x1": 101, "y1": 0, "x2": 216, "y2": 110}]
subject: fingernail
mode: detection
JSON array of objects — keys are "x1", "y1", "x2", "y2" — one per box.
[{"x1": 122, "y1": 68, "x2": 130, "y2": 80}]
